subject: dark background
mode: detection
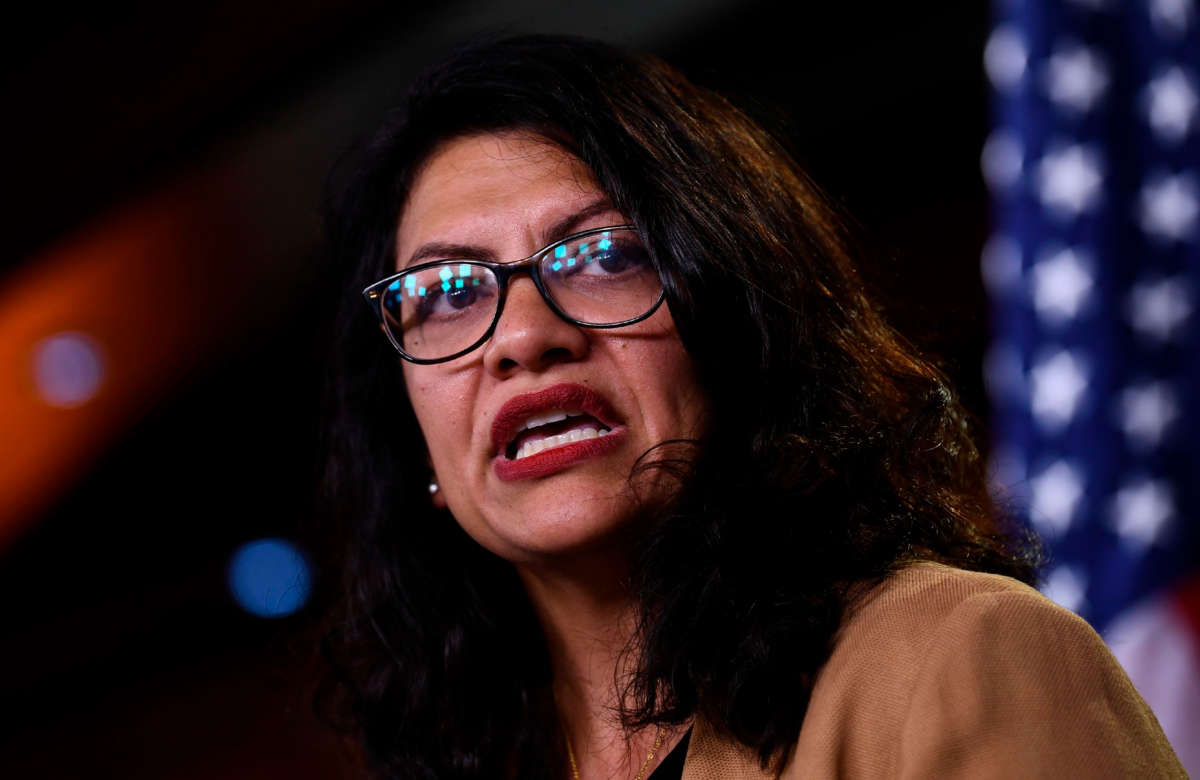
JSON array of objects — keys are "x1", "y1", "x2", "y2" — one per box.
[{"x1": 0, "y1": 2, "x2": 993, "y2": 777}]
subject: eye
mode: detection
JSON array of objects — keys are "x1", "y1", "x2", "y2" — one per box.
[
  {"x1": 549, "y1": 233, "x2": 652, "y2": 280},
  {"x1": 387, "y1": 263, "x2": 497, "y2": 325},
  {"x1": 420, "y1": 275, "x2": 493, "y2": 318},
  {"x1": 442, "y1": 285, "x2": 479, "y2": 310},
  {"x1": 594, "y1": 244, "x2": 646, "y2": 274}
]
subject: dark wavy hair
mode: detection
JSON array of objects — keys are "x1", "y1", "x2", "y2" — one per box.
[{"x1": 315, "y1": 34, "x2": 1042, "y2": 779}]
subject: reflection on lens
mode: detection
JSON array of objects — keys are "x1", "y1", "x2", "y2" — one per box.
[
  {"x1": 542, "y1": 229, "x2": 661, "y2": 325},
  {"x1": 382, "y1": 263, "x2": 499, "y2": 360},
  {"x1": 372, "y1": 227, "x2": 663, "y2": 362}
]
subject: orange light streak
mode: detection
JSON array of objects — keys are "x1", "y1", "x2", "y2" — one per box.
[{"x1": 0, "y1": 163, "x2": 301, "y2": 551}]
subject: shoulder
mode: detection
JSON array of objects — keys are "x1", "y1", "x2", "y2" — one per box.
[
  {"x1": 862, "y1": 560, "x2": 1110, "y2": 668},
  {"x1": 780, "y1": 562, "x2": 1185, "y2": 779},
  {"x1": 848, "y1": 559, "x2": 1051, "y2": 622},
  {"x1": 806, "y1": 562, "x2": 1087, "y2": 721}
]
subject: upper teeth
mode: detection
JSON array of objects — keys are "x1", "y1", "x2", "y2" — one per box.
[{"x1": 520, "y1": 409, "x2": 582, "y2": 431}]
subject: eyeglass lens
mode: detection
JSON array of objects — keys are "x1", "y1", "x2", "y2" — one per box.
[{"x1": 379, "y1": 228, "x2": 660, "y2": 361}]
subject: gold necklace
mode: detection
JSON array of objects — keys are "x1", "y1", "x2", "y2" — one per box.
[{"x1": 564, "y1": 725, "x2": 667, "y2": 780}]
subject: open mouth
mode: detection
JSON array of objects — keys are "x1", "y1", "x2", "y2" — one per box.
[
  {"x1": 505, "y1": 410, "x2": 614, "y2": 460},
  {"x1": 491, "y1": 383, "x2": 624, "y2": 481}
]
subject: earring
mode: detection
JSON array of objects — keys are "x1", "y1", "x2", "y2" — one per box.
[{"x1": 429, "y1": 480, "x2": 439, "y2": 495}]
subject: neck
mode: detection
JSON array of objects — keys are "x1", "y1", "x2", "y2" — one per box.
[
  {"x1": 516, "y1": 549, "x2": 687, "y2": 778},
  {"x1": 518, "y1": 548, "x2": 635, "y2": 723}
]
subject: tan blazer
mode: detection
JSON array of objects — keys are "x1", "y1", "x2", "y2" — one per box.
[{"x1": 681, "y1": 562, "x2": 1186, "y2": 779}]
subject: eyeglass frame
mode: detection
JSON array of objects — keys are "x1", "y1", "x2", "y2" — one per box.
[{"x1": 362, "y1": 224, "x2": 667, "y2": 364}]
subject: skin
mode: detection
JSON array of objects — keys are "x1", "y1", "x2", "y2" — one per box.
[{"x1": 396, "y1": 132, "x2": 707, "y2": 777}]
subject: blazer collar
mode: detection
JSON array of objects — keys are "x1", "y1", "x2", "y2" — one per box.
[{"x1": 681, "y1": 717, "x2": 778, "y2": 780}]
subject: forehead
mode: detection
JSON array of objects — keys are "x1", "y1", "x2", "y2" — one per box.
[{"x1": 396, "y1": 133, "x2": 603, "y2": 253}]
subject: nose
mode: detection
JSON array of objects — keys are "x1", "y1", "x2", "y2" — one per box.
[{"x1": 482, "y1": 276, "x2": 589, "y2": 377}]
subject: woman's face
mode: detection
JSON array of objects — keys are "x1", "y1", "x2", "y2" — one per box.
[{"x1": 396, "y1": 132, "x2": 708, "y2": 565}]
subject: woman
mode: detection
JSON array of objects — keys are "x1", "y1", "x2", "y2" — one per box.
[{"x1": 318, "y1": 35, "x2": 1183, "y2": 778}]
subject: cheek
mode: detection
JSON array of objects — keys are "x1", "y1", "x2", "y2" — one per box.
[
  {"x1": 654, "y1": 336, "x2": 707, "y2": 430},
  {"x1": 401, "y1": 371, "x2": 452, "y2": 462},
  {"x1": 615, "y1": 334, "x2": 709, "y2": 440},
  {"x1": 402, "y1": 369, "x2": 480, "y2": 475},
  {"x1": 658, "y1": 357, "x2": 709, "y2": 438}
]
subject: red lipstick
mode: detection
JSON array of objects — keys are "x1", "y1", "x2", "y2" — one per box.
[{"x1": 491, "y1": 383, "x2": 624, "y2": 482}]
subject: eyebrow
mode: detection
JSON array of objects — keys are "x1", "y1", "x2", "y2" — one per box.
[{"x1": 399, "y1": 198, "x2": 619, "y2": 269}]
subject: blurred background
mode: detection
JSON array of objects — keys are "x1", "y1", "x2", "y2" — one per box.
[{"x1": 1, "y1": 0, "x2": 1195, "y2": 777}]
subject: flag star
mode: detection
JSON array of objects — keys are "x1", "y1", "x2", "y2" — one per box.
[
  {"x1": 982, "y1": 131, "x2": 1024, "y2": 190},
  {"x1": 1042, "y1": 43, "x2": 1110, "y2": 113},
  {"x1": 981, "y1": 234, "x2": 1022, "y2": 293},
  {"x1": 1042, "y1": 565, "x2": 1088, "y2": 614},
  {"x1": 1117, "y1": 381, "x2": 1179, "y2": 450},
  {"x1": 1143, "y1": 67, "x2": 1198, "y2": 143},
  {"x1": 1030, "y1": 461, "x2": 1086, "y2": 536},
  {"x1": 1111, "y1": 479, "x2": 1174, "y2": 550},
  {"x1": 1128, "y1": 276, "x2": 1192, "y2": 341},
  {"x1": 1139, "y1": 174, "x2": 1199, "y2": 242},
  {"x1": 1030, "y1": 247, "x2": 1093, "y2": 323},
  {"x1": 1150, "y1": 0, "x2": 1194, "y2": 36},
  {"x1": 985, "y1": 26, "x2": 1028, "y2": 91},
  {"x1": 1037, "y1": 145, "x2": 1104, "y2": 218},
  {"x1": 1029, "y1": 350, "x2": 1089, "y2": 430}
]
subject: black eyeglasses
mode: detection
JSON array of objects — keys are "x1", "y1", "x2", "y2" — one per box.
[{"x1": 362, "y1": 225, "x2": 665, "y2": 364}]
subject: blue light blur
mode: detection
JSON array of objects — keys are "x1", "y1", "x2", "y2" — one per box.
[{"x1": 227, "y1": 538, "x2": 312, "y2": 618}]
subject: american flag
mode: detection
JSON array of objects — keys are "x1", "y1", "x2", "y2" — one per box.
[{"x1": 982, "y1": 0, "x2": 1199, "y2": 770}]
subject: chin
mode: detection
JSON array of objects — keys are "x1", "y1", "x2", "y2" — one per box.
[{"x1": 478, "y1": 493, "x2": 642, "y2": 564}]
